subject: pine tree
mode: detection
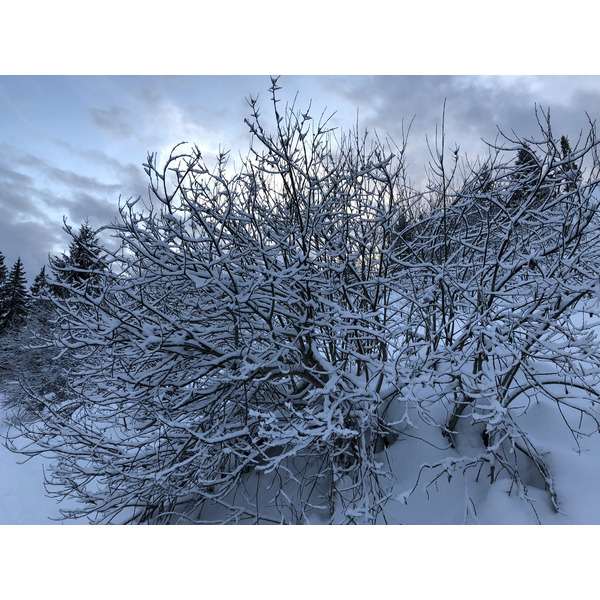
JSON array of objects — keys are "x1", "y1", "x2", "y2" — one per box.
[
  {"x1": 510, "y1": 144, "x2": 547, "y2": 208},
  {"x1": 514, "y1": 145, "x2": 540, "y2": 185},
  {"x1": 29, "y1": 265, "x2": 54, "y2": 315},
  {"x1": 0, "y1": 258, "x2": 29, "y2": 332},
  {"x1": 1, "y1": 260, "x2": 70, "y2": 413},
  {"x1": 0, "y1": 251, "x2": 8, "y2": 320},
  {"x1": 0, "y1": 251, "x2": 7, "y2": 287},
  {"x1": 560, "y1": 135, "x2": 580, "y2": 192},
  {"x1": 49, "y1": 221, "x2": 104, "y2": 297},
  {"x1": 30, "y1": 266, "x2": 48, "y2": 298},
  {"x1": 66, "y1": 221, "x2": 101, "y2": 281},
  {"x1": 560, "y1": 135, "x2": 572, "y2": 159}
]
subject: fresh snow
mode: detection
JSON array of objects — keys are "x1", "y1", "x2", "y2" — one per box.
[
  {"x1": 0, "y1": 394, "x2": 85, "y2": 524},
  {"x1": 2, "y1": 384, "x2": 600, "y2": 524}
]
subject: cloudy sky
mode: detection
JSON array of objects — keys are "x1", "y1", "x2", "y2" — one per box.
[{"x1": 2, "y1": 74, "x2": 600, "y2": 282}]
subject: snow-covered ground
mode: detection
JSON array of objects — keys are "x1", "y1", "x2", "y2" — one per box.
[
  {"x1": 380, "y1": 395, "x2": 600, "y2": 524},
  {"x1": 3, "y1": 383, "x2": 600, "y2": 525},
  {"x1": 0, "y1": 441, "x2": 60, "y2": 524},
  {"x1": 0, "y1": 395, "x2": 87, "y2": 524}
]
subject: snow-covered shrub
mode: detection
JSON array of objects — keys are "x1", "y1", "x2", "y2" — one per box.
[
  {"x1": 393, "y1": 109, "x2": 600, "y2": 515},
  {"x1": 10, "y1": 79, "x2": 412, "y2": 523}
]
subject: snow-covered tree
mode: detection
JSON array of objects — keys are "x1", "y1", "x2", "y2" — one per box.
[
  {"x1": 48, "y1": 221, "x2": 104, "y2": 297},
  {"x1": 28, "y1": 265, "x2": 56, "y2": 318},
  {"x1": 0, "y1": 228, "x2": 104, "y2": 417},
  {"x1": 0, "y1": 258, "x2": 29, "y2": 333},
  {"x1": 0, "y1": 251, "x2": 8, "y2": 320},
  {"x1": 559, "y1": 134, "x2": 581, "y2": 193},
  {"x1": 0, "y1": 251, "x2": 7, "y2": 288},
  {"x1": 29, "y1": 266, "x2": 47, "y2": 298},
  {"x1": 1, "y1": 260, "x2": 73, "y2": 416}
]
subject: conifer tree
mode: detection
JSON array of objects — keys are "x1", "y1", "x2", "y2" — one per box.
[
  {"x1": 560, "y1": 135, "x2": 580, "y2": 192},
  {"x1": 560, "y1": 135, "x2": 572, "y2": 159},
  {"x1": 30, "y1": 266, "x2": 48, "y2": 298},
  {"x1": 29, "y1": 265, "x2": 54, "y2": 316},
  {"x1": 49, "y1": 221, "x2": 103, "y2": 297},
  {"x1": 0, "y1": 251, "x2": 7, "y2": 287},
  {"x1": 0, "y1": 251, "x2": 8, "y2": 320},
  {"x1": 510, "y1": 142, "x2": 563, "y2": 208},
  {"x1": 0, "y1": 258, "x2": 29, "y2": 332},
  {"x1": 511, "y1": 144, "x2": 541, "y2": 203}
]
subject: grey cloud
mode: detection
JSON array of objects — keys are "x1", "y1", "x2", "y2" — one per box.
[
  {"x1": 1, "y1": 143, "x2": 135, "y2": 199},
  {"x1": 0, "y1": 142, "x2": 144, "y2": 283},
  {"x1": 0, "y1": 200, "x2": 64, "y2": 283},
  {"x1": 0, "y1": 162, "x2": 35, "y2": 187},
  {"x1": 130, "y1": 82, "x2": 164, "y2": 112},
  {"x1": 89, "y1": 106, "x2": 136, "y2": 138},
  {"x1": 0, "y1": 161, "x2": 57, "y2": 222},
  {"x1": 51, "y1": 139, "x2": 149, "y2": 195},
  {"x1": 309, "y1": 75, "x2": 600, "y2": 183},
  {"x1": 129, "y1": 78, "x2": 254, "y2": 152},
  {"x1": 62, "y1": 192, "x2": 122, "y2": 229},
  {"x1": 53, "y1": 168, "x2": 122, "y2": 196},
  {"x1": 2, "y1": 148, "x2": 49, "y2": 171}
]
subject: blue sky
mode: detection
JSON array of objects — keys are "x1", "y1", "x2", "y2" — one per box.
[{"x1": 2, "y1": 75, "x2": 600, "y2": 282}]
